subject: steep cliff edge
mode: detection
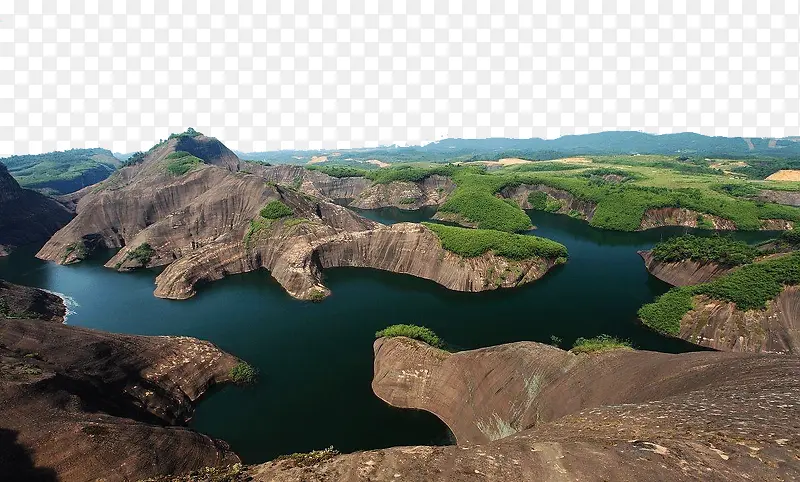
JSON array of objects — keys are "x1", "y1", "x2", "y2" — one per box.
[
  {"x1": 154, "y1": 222, "x2": 558, "y2": 301},
  {"x1": 638, "y1": 250, "x2": 735, "y2": 286},
  {"x1": 0, "y1": 280, "x2": 241, "y2": 481},
  {"x1": 248, "y1": 337, "x2": 800, "y2": 481},
  {"x1": 0, "y1": 162, "x2": 73, "y2": 256}
]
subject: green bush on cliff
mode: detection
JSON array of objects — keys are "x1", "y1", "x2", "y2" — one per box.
[
  {"x1": 571, "y1": 335, "x2": 633, "y2": 353},
  {"x1": 651, "y1": 234, "x2": 758, "y2": 266},
  {"x1": 127, "y1": 242, "x2": 155, "y2": 266},
  {"x1": 423, "y1": 222, "x2": 568, "y2": 260},
  {"x1": 375, "y1": 324, "x2": 443, "y2": 348},
  {"x1": 229, "y1": 361, "x2": 258, "y2": 385},
  {"x1": 638, "y1": 252, "x2": 800, "y2": 335},
  {"x1": 164, "y1": 151, "x2": 202, "y2": 175},
  {"x1": 260, "y1": 200, "x2": 294, "y2": 219}
]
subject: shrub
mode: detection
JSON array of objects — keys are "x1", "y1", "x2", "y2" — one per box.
[
  {"x1": 126, "y1": 242, "x2": 155, "y2": 266},
  {"x1": 650, "y1": 234, "x2": 758, "y2": 266},
  {"x1": 423, "y1": 222, "x2": 568, "y2": 260},
  {"x1": 229, "y1": 362, "x2": 258, "y2": 385},
  {"x1": 571, "y1": 335, "x2": 633, "y2": 353},
  {"x1": 164, "y1": 151, "x2": 202, "y2": 175},
  {"x1": 398, "y1": 197, "x2": 416, "y2": 205},
  {"x1": 637, "y1": 288, "x2": 694, "y2": 336},
  {"x1": 375, "y1": 324, "x2": 443, "y2": 348},
  {"x1": 528, "y1": 191, "x2": 547, "y2": 210},
  {"x1": 260, "y1": 200, "x2": 294, "y2": 219}
]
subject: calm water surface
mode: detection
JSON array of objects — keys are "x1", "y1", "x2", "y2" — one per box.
[{"x1": 0, "y1": 209, "x2": 778, "y2": 462}]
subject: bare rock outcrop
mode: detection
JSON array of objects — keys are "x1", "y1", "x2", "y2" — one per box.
[
  {"x1": 500, "y1": 184, "x2": 597, "y2": 221},
  {"x1": 350, "y1": 175, "x2": 455, "y2": 210},
  {"x1": 255, "y1": 164, "x2": 372, "y2": 201},
  {"x1": 0, "y1": 162, "x2": 73, "y2": 256},
  {"x1": 679, "y1": 289, "x2": 800, "y2": 354},
  {"x1": 639, "y1": 207, "x2": 736, "y2": 230},
  {"x1": 0, "y1": 280, "x2": 66, "y2": 322},
  {"x1": 247, "y1": 337, "x2": 800, "y2": 481},
  {"x1": 154, "y1": 222, "x2": 557, "y2": 301},
  {"x1": 638, "y1": 250, "x2": 734, "y2": 286},
  {"x1": 759, "y1": 189, "x2": 800, "y2": 207},
  {"x1": 0, "y1": 281, "x2": 241, "y2": 481}
]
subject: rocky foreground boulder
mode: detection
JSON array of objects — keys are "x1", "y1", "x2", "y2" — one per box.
[
  {"x1": 0, "y1": 162, "x2": 73, "y2": 256},
  {"x1": 247, "y1": 337, "x2": 800, "y2": 481},
  {"x1": 0, "y1": 281, "x2": 240, "y2": 481}
]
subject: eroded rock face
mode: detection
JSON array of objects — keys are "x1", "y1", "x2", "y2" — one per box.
[
  {"x1": 638, "y1": 250, "x2": 734, "y2": 286},
  {"x1": 154, "y1": 221, "x2": 557, "y2": 301},
  {"x1": 350, "y1": 175, "x2": 455, "y2": 210},
  {"x1": 679, "y1": 289, "x2": 800, "y2": 354},
  {"x1": 0, "y1": 280, "x2": 66, "y2": 322},
  {"x1": 759, "y1": 189, "x2": 800, "y2": 207},
  {"x1": 248, "y1": 338, "x2": 800, "y2": 481},
  {"x1": 0, "y1": 162, "x2": 73, "y2": 256},
  {"x1": 0, "y1": 281, "x2": 241, "y2": 481},
  {"x1": 500, "y1": 184, "x2": 597, "y2": 221},
  {"x1": 39, "y1": 140, "x2": 559, "y2": 301},
  {"x1": 639, "y1": 207, "x2": 736, "y2": 230}
]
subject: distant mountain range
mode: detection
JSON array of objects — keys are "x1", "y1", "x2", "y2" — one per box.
[
  {"x1": 237, "y1": 131, "x2": 800, "y2": 164},
  {"x1": 0, "y1": 148, "x2": 120, "y2": 195}
]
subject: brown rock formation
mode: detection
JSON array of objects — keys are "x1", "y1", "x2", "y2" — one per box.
[
  {"x1": 247, "y1": 337, "x2": 800, "y2": 481},
  {"x1": 39, "y1": 138, "x2": 558, "y2": 300},
  {"x1": 759, "y1": 189, "x2": 800, "y2": 207},
  {"x1": 154, "y1": 222, "x2": 556, "y2": 301},
  {"x1": 0, "y1": 280, "x2": 66, "y2": 322},
  {"x1": 639, "y1": 207, "x2": 736, "y2": 230},
  {"x1": 0, "y1": 162, "x2": 73, "y2": 256},
  {"x1": 638, "y1": 250, "x2": 734, "y2": 286},
  {"x1": 0, "y1": 281, "x2": 241, "y2": 481},
  {"x1": 350, "y1": 175, "x2": 455, "y2": 210},
  {"x1": 500, "y1": 184, "x2": 597, "y2": 221},
  {"x1": 679, "y1": 289, "x2": 800, "y2": 354}
]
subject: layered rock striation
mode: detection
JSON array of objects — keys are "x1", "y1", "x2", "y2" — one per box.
[
  {"x1": 638, "y1": 250, "x2": 735, "y2": 286},
  {"x1": 248, "y1": 337, "x2": 800, "y2": 481},
  {"x1": 0, "y1": 280, "x2": 241, "y2": 481},
  {"x1": 39, "y1": 138, "x2": 560, "y2": 301}
]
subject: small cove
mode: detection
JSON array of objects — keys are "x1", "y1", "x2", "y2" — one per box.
[{"x1": 0, "y1": 208, "x2": 779, "y2": 463}]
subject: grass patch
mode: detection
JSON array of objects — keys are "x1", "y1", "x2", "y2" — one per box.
[
  {"x1": 438, "y1": 171, "x2": 533, "y2": 232},
  {"x1": 164, "y1": 151, "x2": 202, "y2": 175},
  {"x1": 375, "y1": 324, "x2": 444, "y2": 348},
  {"x1": 260, "y1": 200, "x2": 294, "y2": 219},
  {"x1": 243, "y1": 218, "x2": 273, "y2": 248},
  {"x1": 651, "y1": 234, "x2": 759, "y2": 266},
  {"x1": 571, "y1": 335, "x2": 633, "y2": 353},
  {"x1": 62, "y1": 242, "x2": 88, "y2": 263},
  {"x1": 638, "y1": 252, "x2": 800, "y2": 335},
  {"x1": 398, "y1": 197, "x2": 416, "y2": 205},
  {"x1": 423, "y1": 222, "x2": 568, "y2": 260},
  {"x1": 229, "y1": 362, "x2": 258, "y2": 385}
]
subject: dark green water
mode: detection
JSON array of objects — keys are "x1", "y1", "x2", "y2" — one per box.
[{"x1": 0, "y1": 209, "x2": 779, "y2": 463}]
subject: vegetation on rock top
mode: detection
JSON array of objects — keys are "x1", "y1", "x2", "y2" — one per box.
[
  {"x1": 260, "y1": 200, "x2": 294, "y2": 219},
  {"x1": 571, "y1": 335, "x2": 633, "y2": 353},
  {"x1": 164, "y1": 151, "x2": 203, "y2": 175},
  {"x1": 375, "y1": 324, "x2": 444, "y2": 348},
  {"x1": 638, "y1": 252, "x2": 800, "y2": 335},
  {"x1": 651, "y1": 234, "x2": 759, "y2": 266},
  {"x1": 229, "y1": 361, "x2": 258, "y2": 385},
  {"x1": 423, "y1": 222, "x2": 568, "y2": 260}
]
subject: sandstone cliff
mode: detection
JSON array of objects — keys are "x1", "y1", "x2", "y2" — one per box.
[
  {"x1": 247, "y1": 337, "x2": 800, "y2": 481},
  {"x1": 638, "y1": 250, "x2": 735, "y2": 286},
  {"x1": 0, "y1": 162, "x2": 73, "y2": 256},
  {"x1": 0, "y1": 280, "x2": 66, "y2": 322},
  {"x1": 349, "y1": 175, "x2": 455, "y2": 210},
  {"x1": 154, "y1": 221, "x2": 556, "y2": 301},
  {"x1": 679, "y1": 289, "x2": 800, "y2": 354},
  {"x1": 500, "y1": 184, "x2": 597, "y2": 221},
  {"x1": 39, "y1": 138, "x2": 558, "y2": 300},
  {"x1": 639, "y1": 207, "x2": 736, "y2": 230},
  {"x1": 0, "y1": 280, "x2": 241, "y2": 481},
  {"x1": 759, "y1": 189, "x2": 800, "y2": 207}
]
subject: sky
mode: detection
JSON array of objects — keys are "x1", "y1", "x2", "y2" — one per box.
[{"x1": 1, "y1": 0, "x2": 799, "y2": 155}]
